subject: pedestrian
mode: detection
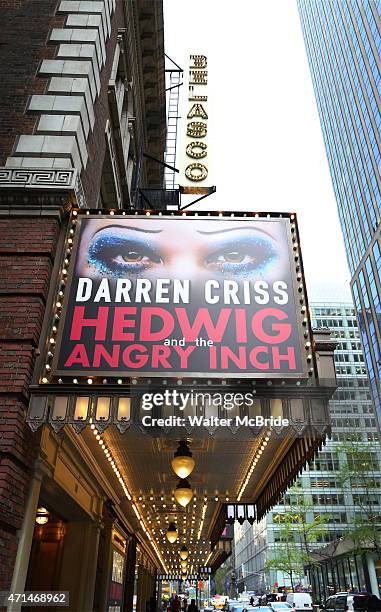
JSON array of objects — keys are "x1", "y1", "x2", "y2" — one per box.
[
  {"x1": 187, "y1": 599, "x2": 198, "y2": 612},
  {"x1": 170, "y1": 594, "x2": 181, "y2": 612},
  {"x1": 250, "y1": 596, "x2": 255, "y2": 605}
]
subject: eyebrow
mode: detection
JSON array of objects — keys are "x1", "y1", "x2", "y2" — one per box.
[
  {"x1": 92, "y1": 224, "x2": 162, "y2": 236},
  {"x1": 197, "y1": 226, "x2": 276, "y2": 238},
  {"x1": 90, "y1": 223, "x2": 276, "y2": 239}
]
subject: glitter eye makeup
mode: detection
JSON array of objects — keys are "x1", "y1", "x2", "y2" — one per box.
[
  {"x1": 87, "y1": 230, "x2": 163, "y2": 277},
  {"x1": 84, "y1": 224, "x2": 280, "y2": 280},
  {"x1": 204, "y1": 236, "x2": 278, "y2": 278}
]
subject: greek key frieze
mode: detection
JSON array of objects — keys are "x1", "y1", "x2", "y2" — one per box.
[{"x1": 0, "y1": 168, "x2": 76, "y2": 188}]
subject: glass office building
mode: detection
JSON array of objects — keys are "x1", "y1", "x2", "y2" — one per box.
[
  {"x1": 234, "y1": 303, "x2": 381, "y2": 596},
  {"x1": 297, "y1": 1, "x2": 381, "y2": 427}
]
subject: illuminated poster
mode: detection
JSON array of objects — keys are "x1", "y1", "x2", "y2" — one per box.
[{"x1": 53, "y1": 215, "x2": 307, "y2": 377}]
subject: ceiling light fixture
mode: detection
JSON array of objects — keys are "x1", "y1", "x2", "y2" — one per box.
[
  {"x1": 174, "y1": 479, "x2": 193, "y2": 507},
  {"x1": 180, "y1": 545, "x2": 189, "y2": 560},
  {"x1": 35, "y1": 507, "x2": 49, "y2": 525},
  {"x1": 171, "y1": 440, "x2": 195, "y2": 479},
  {"x1": 166, "y1": 523, "x2": 178, "y2": 544}
]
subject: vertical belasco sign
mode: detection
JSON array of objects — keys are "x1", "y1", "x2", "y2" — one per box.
[
  {"x1": 179, "y1": 53, "x2": 213, "y2": 194},
  {"x1": 53, "y1": 215, "x2": 308, "y2": 378}
]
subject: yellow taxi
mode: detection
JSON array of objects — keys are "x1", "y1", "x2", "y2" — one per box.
[{"x1": 211, "y1": 595, "x2": 227, "y2": 609}]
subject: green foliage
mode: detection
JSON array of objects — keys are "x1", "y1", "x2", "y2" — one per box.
[
  {"x1": 276, "y1": 486, "x2": 330, "y2": 554},
  {"x1": 337, "y1": 442, "x2": 381, "y2": 558},
  {"x1": 214, "y1": 565, "x2": 228, "y2": 596},
  {"x1": 266, "y1": 441, "x2": 381, "y2": 586},
  {"x1": 266, "y1": 486, "x2": 330, "y2": 586},
  {"x1": 265, "y1": 537, "x2": 304, "y2": 590}
]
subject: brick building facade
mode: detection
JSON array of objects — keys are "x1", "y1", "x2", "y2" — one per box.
[
  {"x1": 0, "y1": 1, "x2": 166, "y2": 609},
  {"x1": 0, "y1": 216, "x2": 60, "y2": 591}
]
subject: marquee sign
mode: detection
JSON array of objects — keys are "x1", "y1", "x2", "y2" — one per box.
[
  {"x1": 51, "y1": 213, "x2": 312, "y2": 380},
  {"x1": 179, "y1": 53, "x2": 213, "y2": 194}
]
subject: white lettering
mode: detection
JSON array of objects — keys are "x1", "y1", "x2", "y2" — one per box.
[
  {"x1": 155, "y1": 279, "x2": 170, "y2": 303},
  {"x1": 94, "y1": 278, "x2": 111, "y2": 302},
  {"x1": 253, "y1": 280, "x2": 270, "y2": 304},
  {"x1": 273, "y1": 280, "x2": 289, "y2": 305},
  {"x1": 205, "y1": 279, "x2": 219, "y2": 304},
  {"x1": 135, "y1": 279, "x2": 152, "y2": 302},
  {"x1": 115, "y1": 279, "x2": 132, "y2": 302},
  {"x1": 223, "y1": 280, "x2": 240, "y2": 305},
  {"x1": 173, "y1": 280, "x2": 190, "y2": 304},
  {"x1": 76, "y1": 278, "x2": 92, "y2": 301}
]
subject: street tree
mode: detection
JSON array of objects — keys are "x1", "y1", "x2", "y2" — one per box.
[
  {"x1": 338, "y1": 442, "x2": 381, "y2": 561},
  {"x1": 265, "y1": 519, "x2": 304, "y2": 590},
  {"x1": 265, "y1": 485, "x2": 330, "y2": 588}
]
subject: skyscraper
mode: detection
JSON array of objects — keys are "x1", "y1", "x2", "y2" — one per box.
[{"x1": 297, "y1": 1, "x2": 381, "y2": 427}]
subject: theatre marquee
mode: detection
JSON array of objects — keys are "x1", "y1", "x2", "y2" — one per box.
[{"x1": 47, "y1": 211, "x2": 313, "y2": 381}]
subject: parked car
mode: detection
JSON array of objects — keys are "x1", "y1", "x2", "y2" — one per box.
[
  {"x1": 320, "y1": 592, "x2": 381, "y2": 612},
  {"x1": 286, "y1": 593, "x2": 313, "y2": 611},
  {"x1": 270, "y1": 603, "x2": 296, "y2": 612},
  {"x1": 244, "y1": 607, "x2": 273, "y2": 612},
  {"x1": 229, "y1": 606, "x2": 271, "y2": 612}
]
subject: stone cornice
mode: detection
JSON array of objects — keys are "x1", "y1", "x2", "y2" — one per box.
[{"x1": 0, "y1": 167, "x2": 86, "y2": 209}]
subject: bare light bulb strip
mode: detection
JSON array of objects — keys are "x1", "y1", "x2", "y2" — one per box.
[
  {"x1": 197, "y1": 502, "x2": 208, "y2": 539},
  {"x1": 90, "y1": 425, "x2": 167, "y2": 571},
  {"x1": 237, "y1": 431, "x2": 271, "y2": 501}
]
